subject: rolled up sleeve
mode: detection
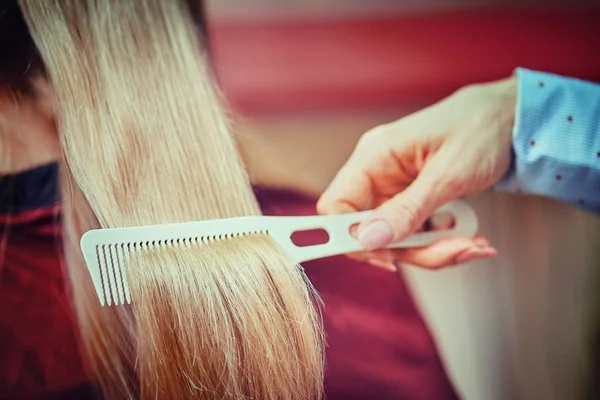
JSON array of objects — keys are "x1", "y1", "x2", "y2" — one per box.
[{"x1": 495, "y1": 67, "x2": 600, "y2": 213}]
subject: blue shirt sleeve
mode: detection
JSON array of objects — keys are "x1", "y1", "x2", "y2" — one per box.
[{"x1": 494, "y1": 67, "x2": 600, "y2": 213}]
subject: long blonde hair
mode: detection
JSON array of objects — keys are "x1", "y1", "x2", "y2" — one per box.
[{"x1": 20, "y1": 1, "x2": 325, "y2": 399}]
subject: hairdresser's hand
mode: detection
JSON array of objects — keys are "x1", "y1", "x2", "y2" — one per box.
[{"x1": 317, "y1": 76, "x2": 518, "y2": 270}]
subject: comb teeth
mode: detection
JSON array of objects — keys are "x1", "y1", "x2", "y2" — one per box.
[
  {"x1": 89, "y1": 230, "x2": 268, "y2": 306},
  {"x1": 95, "y1": 244, "x2": 130, "y2": 306}
]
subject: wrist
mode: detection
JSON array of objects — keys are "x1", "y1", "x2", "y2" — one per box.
[
  {"x1": 462, "y1": 75, "x2": 518, "y2": 129},
  {"x1": 490, "y1": 75, "x2": 518, "y2": 185},
  {"x1": 474, "y1": 75, "x2": 517, "y2": 184},
  {"x1": 490, "y1": 75, "x2": 518, "y2": 121}
]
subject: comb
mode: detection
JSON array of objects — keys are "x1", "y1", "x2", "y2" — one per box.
[{"x1": 81, "y1": 199, "x2": 477, "y2": 306}]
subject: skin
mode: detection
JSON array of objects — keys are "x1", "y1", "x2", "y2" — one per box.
[
  {"x1": 0, "y1": 78, "x2": 58, "y2": 174},
  {"x1": 317, "y1": 75, "x2": 519, "y2": 271}
]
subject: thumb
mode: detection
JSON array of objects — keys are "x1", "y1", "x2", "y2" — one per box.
[{"x1": 357, "y1": 160, "x2": 452, "y2": 250}]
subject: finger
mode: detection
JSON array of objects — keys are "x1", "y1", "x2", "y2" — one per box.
[
  {"x1": 364, "y1": 258, "x2": 398, "y2": 272},
  {"x1": 395, "y1": 237, "x2": 497, "y2": 269},
  {"x1": 357, "y1": 153, "x2": 456, "y2": 250},
  {"x1": 317, "y1": 169, "x2": 372, "y2": 215},
  {"x1": 346, "y1": 221, "x2": 481, "y2": 264},
  {"x1": 317, "y1": 129, "x2": 387, "y2": 215},
  {"x1": 353, "y1": 236, "x2": 490, "y2": 264},
  {"x1": 345, "y1": 248, "x2": 399, "y2": 271},
  {"x1": 357, "y1": 236, "x2": 496, "y2": 270}
]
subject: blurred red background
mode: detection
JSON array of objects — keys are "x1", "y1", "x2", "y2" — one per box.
[{"x1": 209, "y1": 5, "x2": 600, "y2": 116}]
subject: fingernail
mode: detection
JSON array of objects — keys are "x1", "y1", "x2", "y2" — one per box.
[
  {"x1": 358, "y1": 220, "x2": 394, "y2": 250},
  {"x1": 367, "y1": 258, "x2": 397, "y2": 272},
  {"x1": 455, "y1": 246, "x2": 498, "y2": 264}
]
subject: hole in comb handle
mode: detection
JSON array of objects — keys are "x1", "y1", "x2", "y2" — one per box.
[
  {"x1": 348, "y1": 223, "x2": 359, "y2": 238},
  {"x1": 422, "y1": 211, "x2": 455, "y2": 232},
  {"x1": 290, "y1": 228, "x2": 330, "y2": 247}
]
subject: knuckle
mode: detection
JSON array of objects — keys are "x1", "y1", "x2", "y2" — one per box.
[
  {"x1": 455, "y1": 82, "x2": 483, "y2": 98},
  {"x1": 416, "y1": 262, "x2": 439, "y2": 270},
  {"x1": 388, "y1": 200, "x2": 421, "y2": 232},
  {"x1": 410, "y1": 253, "x2": 455, "y2": 271},
  {"x1": 443, "y1": 175, "x2": 470, "y2": 197},
  {"x1": 355, "y1": 133, "x2": 371, "y2": 150},
  {"x1": 356, "y1": 125, "x2": 390, "y2": 150},
  {"x1": 315, "y1": 198, "x2": 328, "y2": 214}
]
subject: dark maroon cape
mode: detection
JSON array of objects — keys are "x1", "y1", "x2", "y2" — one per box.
[{"x1": 0, "y1": 164, "x2": 458, "y2": 399}]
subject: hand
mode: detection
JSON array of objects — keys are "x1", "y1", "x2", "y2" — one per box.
[{"x1": 317, "y1": 76, "x2": 518, "y2": 270}]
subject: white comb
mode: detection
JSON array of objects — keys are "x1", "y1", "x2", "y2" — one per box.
[{"x1": 81, "y1": 199, "x2": 477, "y2": 306}]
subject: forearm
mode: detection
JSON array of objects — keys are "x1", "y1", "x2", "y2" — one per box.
[{"x1": 495, "y1": 68, "x2": 600, "y2": 213}]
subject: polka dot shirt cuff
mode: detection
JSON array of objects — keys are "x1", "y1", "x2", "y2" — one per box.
[{"x1": 494, "y1": 68, "x2": 600, "y2": 213}]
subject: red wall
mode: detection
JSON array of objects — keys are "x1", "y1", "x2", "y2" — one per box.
[{"x1": 210, "y1": 6, "x2": 600, "y2": 115}]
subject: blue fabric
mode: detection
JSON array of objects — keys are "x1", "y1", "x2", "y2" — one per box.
[{"x1": 495, "y1": 68, "x2": 600, "y2": 213}]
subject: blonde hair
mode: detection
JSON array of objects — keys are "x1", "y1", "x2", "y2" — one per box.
[{"x1": 20, "y1": 1, "x2": 325, "y2": 399}]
